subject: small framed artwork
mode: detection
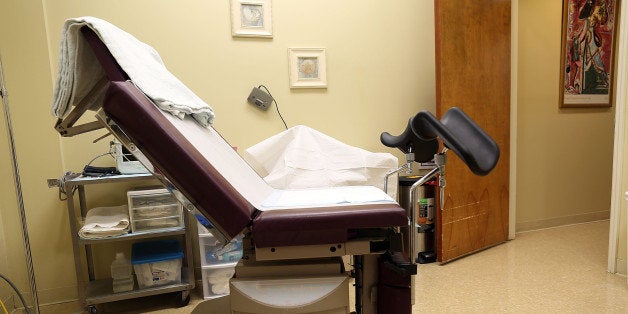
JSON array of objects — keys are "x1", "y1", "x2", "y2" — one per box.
[
  {"x1": 230, "y1": 0, "x2": 272, "y2": 38},
  {"x1": 288, "y1": 48, "x2": 327, "y2": 89},
  {"x1": 559, "y1": 0, "x2": 618, "y2": 108}
]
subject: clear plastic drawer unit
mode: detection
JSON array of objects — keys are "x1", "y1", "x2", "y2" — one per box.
[{"x1": 127, "y1": 187, "x2": 184, "y2": 233}]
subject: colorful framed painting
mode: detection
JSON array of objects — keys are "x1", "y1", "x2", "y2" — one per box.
[
  {"x1": 231, "y1": 0, "x2": 273, "y2": 38},
  {"x1": 288, "y1": 48, "x2": 327, "y2": 89},
  {"x1": 559, "y1": 0, "x2": 618, "y2": 108}
]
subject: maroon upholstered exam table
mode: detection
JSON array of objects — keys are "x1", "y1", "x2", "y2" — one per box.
[{"x1": 54, "y1": 24, "x2": 499, "y2": 314}]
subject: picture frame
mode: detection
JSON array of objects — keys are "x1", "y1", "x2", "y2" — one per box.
[
  {"x1": 559, "y1": 0, "x2": 618, "y2": 108},
  {"x1": 230, "y1": 0, "x2": 272, "y2": 38},
  {"x1": 288, "y1": 48, "x2": 327, "y2": 89}
]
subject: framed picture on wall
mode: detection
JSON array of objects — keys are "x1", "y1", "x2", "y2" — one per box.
[
  {"x1": 288, "y1": 48, "x2": 327, "y2": 88},
  {"x1": 559, "y1": 0, "x2": 618, "y2": 108},
  {"x1": 230, "y1": 0, "x2": 273, "y2": 38}
]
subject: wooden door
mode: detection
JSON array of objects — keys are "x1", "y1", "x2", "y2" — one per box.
[{"x1": 434, "y1": 0, "x2": 511, "y2": 262}]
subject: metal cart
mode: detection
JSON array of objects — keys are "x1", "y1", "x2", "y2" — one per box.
[{"x1": 49, "y1": 173, "x2": 195, "y2": 314}]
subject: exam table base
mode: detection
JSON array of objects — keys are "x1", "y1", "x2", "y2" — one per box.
[
  {"x1": 192, "y1": 254, "x2": 411, "y2": 314},
  {"x1": 234, "y1": 254, "x2": 349, "y2": 313}
]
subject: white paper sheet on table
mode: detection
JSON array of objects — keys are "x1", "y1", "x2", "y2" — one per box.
[
  {"x1": 261, "y1": 186, "x2": 395, "y2": 210},
  {"x1": 244, "y1": 125, "x2": 398, "y2": 198}
]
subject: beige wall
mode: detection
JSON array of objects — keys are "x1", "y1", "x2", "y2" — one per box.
[
  {"x1": 43, "y1": 0, "x2": 438, "y2": 284},
  {"x1": 1, "y1": 0, "x2": 437, "y2": 304},
  {"x1": 43, "y1": 0, "x2": 437, "y2": 158},
  {"x1": 0, "y1": 72, "x2": 16, "y2": 306},
  {"x1": 0, "y1": 0, "x2": 68, "y2": 307},
  {"x1": 517, "y1": 0, "x2": 615, "y2": 231},
  {"x1": 0, "y1": 144, "x2": 14, "y2": 306},
  {"x1": 0, "y1": 104, "x2": 23, "y2": 307}
]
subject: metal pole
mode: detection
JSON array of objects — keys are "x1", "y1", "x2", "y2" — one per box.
[{"x1": 0, "y1": 52, "x2": 40, "y2": 314}]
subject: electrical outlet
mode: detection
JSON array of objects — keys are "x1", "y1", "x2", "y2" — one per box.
[{"x1": 247, "y1": 87, "x2": 273, "y2": 111}]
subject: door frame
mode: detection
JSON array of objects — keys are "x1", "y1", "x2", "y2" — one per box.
[
  {"x1": 609, "y1": 0, "x2": 628, "y2": 277},
  {"x1": 510, "y1": 0, "x2": 518, "y2": 240}
]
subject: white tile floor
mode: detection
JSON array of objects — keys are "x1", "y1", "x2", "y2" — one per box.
[
  {"x1": 414, "y1": 220, "x2": 627, "y2": 313},
  {"x1": 43, "y1": 220, "x2": 627, "y2": 313}
]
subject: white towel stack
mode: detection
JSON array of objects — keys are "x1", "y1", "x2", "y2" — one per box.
[
  {"x1": 51, "y1": 16, "x2": 215, "y2": 127},
  {"x1": 78, "y1": 205, "x2": 130, "y2": 239}
]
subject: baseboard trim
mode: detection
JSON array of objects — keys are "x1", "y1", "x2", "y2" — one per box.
[
  {"x1": 516, "y1": 210, "x2": 610, "y2": 233},
  {"x1": 35, "y1": 285, "x2": 78, "y2": 307},
  {"x1": 36, "y1": 299, "x2": 83, "y2": 314}
]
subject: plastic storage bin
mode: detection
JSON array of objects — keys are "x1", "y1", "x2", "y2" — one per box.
[
  {"x1": 200, "y1": 233, "x2": 243, "y2": 265},
  {"x1": 203, "y1": 267, "x2": 235, "y2": 296},
  {"x1": 197, "y1": 220, "x2": 242, "y2": 299},
  {"x1": 127, "y1": 187, "x2": 184, "y2": 233},
  {"x1": 131, "y1": 240, "x2": 183, "y2": 289}
]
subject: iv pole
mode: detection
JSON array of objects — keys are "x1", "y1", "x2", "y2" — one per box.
[{"x1": 0, "y1": 53, "x2": 40, "y2": 314}]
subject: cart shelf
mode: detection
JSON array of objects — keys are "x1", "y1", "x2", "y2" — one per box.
[
  {"x1": 85, "y1": 269, "x2": 192, "y2": 305},
  {"x1": 78, "y1": 227, "x2": 186, "y2": 245}
]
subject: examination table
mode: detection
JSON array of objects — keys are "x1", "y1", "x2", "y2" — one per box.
[{"x1": 52, "y1": 19, "x2": 499, "y2": 314}]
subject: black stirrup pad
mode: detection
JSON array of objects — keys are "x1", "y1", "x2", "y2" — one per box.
[
  {"x1": 413, "y1": 107, "x2": 499, "y2": 176},
  {"x1": 380, "y1": 119, "x2": 439, "y2": 163}
]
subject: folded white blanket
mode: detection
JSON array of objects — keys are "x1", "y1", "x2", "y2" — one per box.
[
  {"x1": 78, "y1": 205, "x2": 130, "y2": 239},
  {"x1": 51, "y1": 16, "x2": 215, "y2": 127}
]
